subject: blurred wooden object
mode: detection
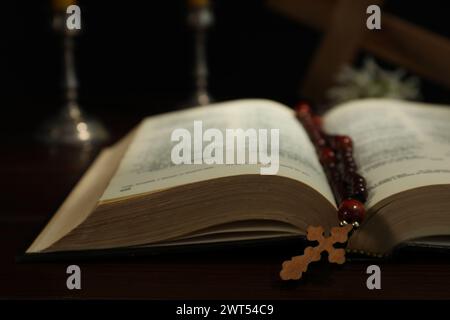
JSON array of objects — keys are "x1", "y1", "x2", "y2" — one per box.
[{"x1": 267, "y1": 0, "x2": 450, "y2": 102}]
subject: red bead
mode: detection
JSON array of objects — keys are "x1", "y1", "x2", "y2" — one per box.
[
  {"x1": 338, "y1": 199, "x2": 365, "y2": 223},
  {"x1": 335, "y1": 135, "x2": 353, "y2": 151},
  {"x1": 295, "y1": 102, "x2": 311, "y2": 117},
  {"x1": 350, "y1": 185, "x2": 368, "y2": 203},
  {"x1": 316, "y1": 138, "x2": 327, "y2": 148},
  {"x1": 344, "y1": 172, "x2": 366, "y2": 185},
  {"x1": 346, "y1": 173, "x2": 368, "y2": 203},
  {"x1": 342, "y1": 154, "x2": 358, "y2": 173},
  {"x1": 344, "y1": 166, "x2": 358, "y2": 175},
  {"x1": 312, "y1": 115, "x2": 323, "y2": 128},
  {"x1": 344, "y1": 160, "x2": 358, "y2": 171},
  {"x1": 352, "y1": 173, "x2": 366, "y2": 185},
  {"x1": 310, "y1": 129, "x2": 325, "y2": 145},
  {"x1": 319, "y1": 147, "x2": 336, "y2": 166},
  {"x1": 341, "y1": 150, "x2": 354, "y2": 161}
]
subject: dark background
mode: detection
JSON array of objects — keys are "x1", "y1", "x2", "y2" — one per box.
[
  {"x1": 1, "y1": 1, "x2": 450, "y2": 300},
  {"x1": 2, "y1": 0, "x2": 449, "y2": 136}
]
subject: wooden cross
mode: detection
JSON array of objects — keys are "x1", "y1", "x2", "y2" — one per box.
[
  {"x1": 267, "y1": 0, "x2": 450, "y2": 103},
  {"x1": 280, "y1": 224, "x2": 352, "y2": 280}
]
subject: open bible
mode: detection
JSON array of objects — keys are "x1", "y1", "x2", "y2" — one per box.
[{"x1": 26, "y1": 99, "x2": 450, "y2": 258}]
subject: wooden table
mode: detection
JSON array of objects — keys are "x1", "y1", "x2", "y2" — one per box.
[{"x1": 2, "y1": 109, "x2": 450, "y2": 300}]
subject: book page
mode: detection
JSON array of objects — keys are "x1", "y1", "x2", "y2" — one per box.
[
  {"x1": 323, "y1": 98, "x2": 450, "y2": 208},
  {"x1": 100, "y1": 99, "x2": 334, "y2": 205}
]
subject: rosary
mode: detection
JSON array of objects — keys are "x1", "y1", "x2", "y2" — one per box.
[{"x1": 280, "y1": 102, "x2": 368, "y2": 281}]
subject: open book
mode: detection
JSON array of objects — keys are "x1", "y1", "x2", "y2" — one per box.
[{"x1": 26, "y1": 99, "x2": 450, "y2": 257}]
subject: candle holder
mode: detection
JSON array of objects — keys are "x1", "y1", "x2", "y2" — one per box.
[
  {"x1": 185, "y1": 0, "x2": 214, "y2": 107},
  {"x1": 37, "y1": 10, "x2": 109, "y2": 145}
]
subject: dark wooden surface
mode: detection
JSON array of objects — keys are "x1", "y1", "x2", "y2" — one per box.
[{"x1": 2, "y1": 110, "x2": 450, "y2": 300}]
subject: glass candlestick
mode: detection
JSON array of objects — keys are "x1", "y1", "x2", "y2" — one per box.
[
  {"x1": 38, "y1": 6, "x2": 109, "y2": 145},
  {"x1": 186, "y1": 0, "x2": 214, "y2": 107}
]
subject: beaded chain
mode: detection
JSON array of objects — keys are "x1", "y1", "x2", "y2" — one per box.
[{"x1": 295, "y1": 102, "x2": 368, "y2": 228}]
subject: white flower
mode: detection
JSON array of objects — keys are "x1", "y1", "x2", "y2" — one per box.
[{"x1": 327, "y1": 57, "x2": 421, "y2": 104}]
